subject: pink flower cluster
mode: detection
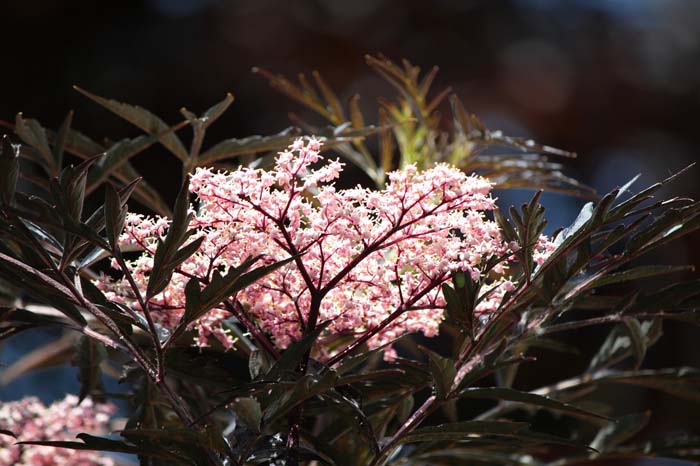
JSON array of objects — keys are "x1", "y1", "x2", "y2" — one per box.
[
  {"x1": 534, "y1": 235, "x2": 556, "y2": 265},
  {"x1": 99, "y1": 138, "x2": 551, "y2": 355},
  {"x1": 0, "y1": 395, "x2": 115, "y2": 466}
]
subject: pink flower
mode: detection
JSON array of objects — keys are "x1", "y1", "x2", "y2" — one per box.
[
  {"x1": 99, "y1": 138, "x2": 550, "y2": 357},
  {"x1": 533, "y1": 235, "x2": 556, "y2": 265},
  {"x1": 0, "y1": 395, "x2": 115, "y2": 466}
]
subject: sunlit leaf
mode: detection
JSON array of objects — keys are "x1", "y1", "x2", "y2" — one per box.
[
  {"x1": 458, "y1": 387, "x2": 611, "y2": 421},
  {"x1": 590, "y1": 411, "x2": 650, "y2": 452},
  {"x1": 74, "y1": 86, "x2": 189, "y2": 162}
]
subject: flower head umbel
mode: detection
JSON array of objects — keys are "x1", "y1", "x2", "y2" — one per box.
[
  {"x1": 0, "y1": 395, "x2": 115, "y2": 466},
  {"x1": 99, "y1": 138, "x2": 550, "y2": 357}
]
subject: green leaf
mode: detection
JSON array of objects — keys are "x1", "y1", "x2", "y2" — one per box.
[
  {"x1": 253, "y1": 67, "x2": 337, "y2": 121},
  {"x1": 622, "y1": 317, "x2": 646, "y2": 369},
  {"x1": 52, "y1": 111, "x2": 73, "y2": 171},
  {"x1": 56, "y1": 155, "x2": 101, "y2": 222},
  {"x1": 163, "y1": 346, "x2": 245, "y2": 388},
  {"x1": 320, "y1": 390, "x2": 380, "y2": 456},
  {"x1": 626, "y1": 204, "x2": 699, "y2": 253},
  {"x1": 266, "y1": 321, "x2": 331, "y2": 380},
  {"x1": 147, "y1": 178, "x2": 200, "y2": 299},
  {"x1": 421, "y1": 346, "x2": 456, "y2": 400},
  {"x1": 501, "y1": 192, "x2": 548, "y2": 281},
  {"x1": 120, "y1": 428, "x2": 227, "y2": 462},
  {"x1": 522, "y1": 337, "x2": 580, "y2": 355},
  {"x1": 200, "y1": 92, "x2": 234, "y2": 128},
  {"x1": 633, "y1": 432, "x2": 700, "y2": 461},
  {"x1": 95, "y1": 304, "x2": 137, "y2": 336},
  {"x1": 404, "y1": 425, "x2": 596, "y2": 453},
  {"x1": 396, "y1": 393, "x2": 415, "y2": 425},
  {"x1": 552, "y1": 202, "x2": 593, "y2": 249},
  {"x1": 249, "y1": 349, "x2": 273, "y2": 380},
  {"x1": 231, "y1": 397, "x2": 262, "y2": 432},
  {"x1": 246, "y1": 445, "x2": 337, "y2": 466},
  {"x1": 407, "y1": 448, "x2": 546, "y2": 466},
  {"x1": 152, "y1": 237, "x2": 204, "y2": 299},
  {"x1": 72, "y1": 335, "x2": 107, "y2": 402},
  {"x1": 263, "y1": 371, "x2": 339, "y2": 426},
  {"x1": 84, "y1": 176, "x2": 139, "y2": 235},
  {"x1": 512, "y1": 429, "x2": 597, "y2": 452},
  {"x1": 583, "y1": 265, "x2": 693, "y2": 291},
  {"x1": 197, "y1": 127, "x2": 300, "y2": 166},
  {"x1": 335, "y1": 368, "x2": 409, "y2": 387},
  {"x1": 312, "y1": 70, "x2": 346, "y2": 121},
  {"x1": 104, "y1": 183, "x2": 127, "y2": 250},
  {"x1": 637, "y1": 280, "x2": 700, "y2": 311},
  {"x1": 183, "y1": 256, "x2": 292, "y2": 324},
  {"x1": 167, "y1": 177, "x2": 193, "y2": 246},
  {"x1": 442, "y1": 271, "x2": 479, "y2": 338},
  {"x1": 19, "y1": 434, "x2": 141, "y2": 454},
  {"x1": 588, "y1": 319, "x2": 662, "y2": 372},
  {"x1": 590, "y1": 189, "x2": 618, "y2": 226},
  {"x1": 590, "y1": 411, "x2": 650, "y2": 452},
  {"x1": 602, "y1": 367, "x2": 700, "y2": 402},
  {"x1": 556, "y1": 367, "x2": 700, "y2": 404},
  {"x1": 400, "y1": 420, "x2": 528, "y2": 444},
  {"x1": 74, "y1": 86, "x2": 189, "y2": 162},
  {"x1": 607, "y1": 165, "x2": 694, "y2": 221},
  {"x1": 20, "y1": 433, "x2": 193, "y2": 464},
  {"x1": 86, "y1": 131, "x2": 176, "y2": 193},
  {"x1": 334, "y1": 339, "x2": 396, "y2": 375},
  {"x1": 458, "y1": 387, "x2": 611, "y2": 421},
  {"x1": 494, "y1": 207, "x2": 517, "y2": 244},
  {"x1": 0, "y1": 307, "x2": 57, "y2": 341},
  {"x1": 62, "y1": 125, "x2": 105, "y2": 157},
  {"x1": 0, "y1": 307, "x2": 70, "y2": 329},
  {"x1": 0, "y1": 135, "x2": 20, "y2": 205},
  {"x1": 0, "y1": 252, "x2": 87, "y2": 325},
  {"x1": 14, "y1": 113, "x2": 54, "y2": 172},
  {"x1": 55, "y1": 123, "x2": 169, "y2": 215},
  {"x1": 176, "y1": 255, "x2": 292, "y2": 345},
  {"x1": 615, "y1": 174, "x2": 641, "y2": 202}
]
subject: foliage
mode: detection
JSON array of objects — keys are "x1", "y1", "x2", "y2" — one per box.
[
  {"x1": 254, "y1": 55, "x2": 594, "y2": 197},
  {"x1": 0, "y1": 56, "x2": 699, "y2": 466}
]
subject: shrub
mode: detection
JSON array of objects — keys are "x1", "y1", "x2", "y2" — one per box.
[{"x1": 1, "y1": 56, "x2": 699, "y2": 466}]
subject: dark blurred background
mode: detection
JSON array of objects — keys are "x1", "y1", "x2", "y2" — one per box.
[{"x1": 1, "y1": 0, "x2": 699, "y2": 461}]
